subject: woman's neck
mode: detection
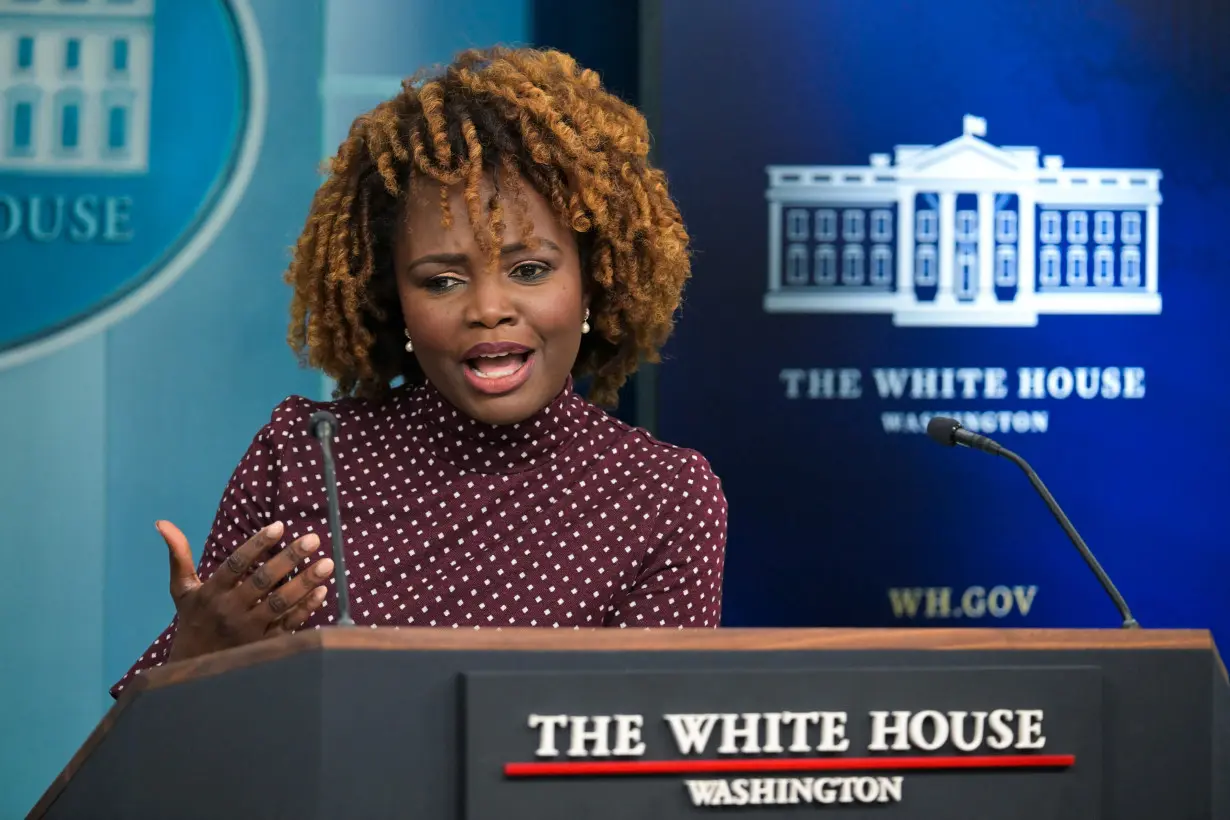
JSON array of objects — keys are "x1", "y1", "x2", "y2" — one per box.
[{"x1": 407, "y1": 377, "x2": 589, "y2": 473}]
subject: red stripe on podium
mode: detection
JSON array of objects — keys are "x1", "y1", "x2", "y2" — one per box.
[{"x1": 504, "y1": 754, "x2": 1075, "y2": 777}]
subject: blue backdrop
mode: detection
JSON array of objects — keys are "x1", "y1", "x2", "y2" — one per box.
[
  {"x1": 0, "y1": 0, "x2": 531, "y2": 815},
  {"x1": 653, "y1": 0, "x2": 1229, "y2": 638}
]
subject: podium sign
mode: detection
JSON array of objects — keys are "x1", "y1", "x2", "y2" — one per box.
[{"x1": 464, "y1": 667, "x2": 1102, "y2": 819}]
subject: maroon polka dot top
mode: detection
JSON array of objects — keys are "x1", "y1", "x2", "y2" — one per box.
[{"x1": 110, "y1": 378, "x2": 728, "y2": 697}]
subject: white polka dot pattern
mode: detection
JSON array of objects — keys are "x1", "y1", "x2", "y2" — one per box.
[{"x1": 110, "y1": 379, "x2": 728, "y2": 697}]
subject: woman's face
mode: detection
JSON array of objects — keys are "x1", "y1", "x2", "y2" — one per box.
[{"x1": 393, "y1": 174, "x2": 588, "y2": 426}]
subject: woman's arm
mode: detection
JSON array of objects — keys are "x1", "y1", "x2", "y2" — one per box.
[{"x1": 604, "y1": 451, "x2": 728, "y2": 628}]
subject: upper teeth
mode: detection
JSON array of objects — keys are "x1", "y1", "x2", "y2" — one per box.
[{"x1": 478, "y1": 352, "x2": 513, "y2": 358}]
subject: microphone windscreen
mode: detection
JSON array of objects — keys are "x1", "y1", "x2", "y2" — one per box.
[
  {"x1": 309, "y1": 410, "x2": 339, "y2": 439},
  {"x1": 926, "y1": 416, "x2": 961, "y2": 447}
]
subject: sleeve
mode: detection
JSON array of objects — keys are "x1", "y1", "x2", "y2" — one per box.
[
  {"x1": 605, "y1": 451, "x2": 728, "y2": 628},
  {"x1": 108, "y1": 408, "x2": 287, "y2": 699}
]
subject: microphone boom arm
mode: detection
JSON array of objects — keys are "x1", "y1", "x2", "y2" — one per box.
[
  {"x1": 998, "y1": 445, "x2": 1139, "y2": 629},
  {"x1": 309, "y1": 411, "x2": 354, "y2": 627},
  {"x1": 926, "y1": 416, "x2": 1139, "y2": 630}
]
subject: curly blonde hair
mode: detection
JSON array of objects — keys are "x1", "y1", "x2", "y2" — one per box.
[{"x1": 283, "y1": 46, "x2": 691, "y2": 407}]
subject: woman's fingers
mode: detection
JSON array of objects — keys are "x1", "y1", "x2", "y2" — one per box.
[
  {"x1": 206, "y1": 521, "x2": 287, "y2": 591},
  {"x1": 255, "y1": 555, "x2": 334, "y2": 623},
  {"x1": 232, "y1": 532, "x2": 322, "y2": 610},
  {"x1": 271, "y1": 585, "x2": 330, "y2": 634},
  {"x1": 158, "y1": 520, "x2": 200, "y2": 604}
]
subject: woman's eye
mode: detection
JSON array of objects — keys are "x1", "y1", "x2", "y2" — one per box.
[
  {"x1": 511, "y1": 262, "x2": 551, "y2": 281},
  {"x1": 425, "y1": 274, "x2": 463, "y2": 293}
]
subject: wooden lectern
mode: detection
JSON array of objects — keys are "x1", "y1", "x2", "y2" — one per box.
[{"x1": 27, "y1": 628, "x2": 1229, "y2": 819}]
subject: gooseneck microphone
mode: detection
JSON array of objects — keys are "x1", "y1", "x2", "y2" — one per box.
[
  {"x1": 925, "y1": 416, "x2": 1139, "y2": 630},
  {"x1": 308, "y1": 410, "x2": 354, "y2": 627}
]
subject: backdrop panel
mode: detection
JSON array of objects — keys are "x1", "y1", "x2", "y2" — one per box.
[
  {"x1": 653, "y1": 0, "x2": 1229, "y2": 638},
  {"x1": 0, "y1": 0, "x2": 535, "y2": 812},
  {"x1": 0, "y1": 1, "x2": 325, "y2": 813}
]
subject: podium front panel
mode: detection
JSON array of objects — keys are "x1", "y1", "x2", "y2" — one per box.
[
  {"x1": 462, "y1": 665, "x2": 1102, "y2": 820},
  {"x1": 32, "y1": 637, "x2": 1226, "y2": 820}
]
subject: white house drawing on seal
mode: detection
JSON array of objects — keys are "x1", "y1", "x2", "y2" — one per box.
[
  {"x1": 0, "y1": 0, "x2": 154, "y2": 174},
  {"x1": 764, "y1": 116, "x2": 1162, "y2": 326}
]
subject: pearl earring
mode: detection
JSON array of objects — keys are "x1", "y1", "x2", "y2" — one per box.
[
  {"x1": 581, "y1": 309, "x2": 591, "y2": 335},
  {"x1": 403, "y1": 328, "x2": 414, "y2": 353}
]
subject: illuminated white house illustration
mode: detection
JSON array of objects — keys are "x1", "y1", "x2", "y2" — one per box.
[
  {"x1": 0, "y1": 0, "x2": 154, "y2": 174},
  {"x1": 764, "y1": 116, "x2": 1161, "y2": 326}
]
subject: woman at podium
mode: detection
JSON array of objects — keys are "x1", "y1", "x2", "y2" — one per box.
[{"x1": 111, "y1": 47, "x2": 727, "y2": 698}]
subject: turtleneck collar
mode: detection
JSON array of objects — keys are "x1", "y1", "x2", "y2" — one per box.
[{"x1": 403, "y1": 377, "x2": 592, "y2": 474}]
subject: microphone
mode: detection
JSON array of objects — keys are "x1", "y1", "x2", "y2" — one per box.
[
  {"x1": 925, "y1": 416, "x2": 1139, "y2": 630},
  {"x1": 308, "y1": 410, "x2": 354, "y2": 627}
]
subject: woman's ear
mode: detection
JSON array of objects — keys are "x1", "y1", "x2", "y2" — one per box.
[{"x1": 576, "y1": 229, "x2": 595, "y2": 309}]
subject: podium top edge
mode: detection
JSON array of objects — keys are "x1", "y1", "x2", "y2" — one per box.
[
  {"x1": 126, "y1": 626, "x2": 1217, "y2": 697},
  {"x1": 323, "y1": 625, "x2": 1216, "y2": 652}
]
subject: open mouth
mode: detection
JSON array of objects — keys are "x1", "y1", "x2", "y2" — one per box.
[
  {"x1": 466, "y1": 352, "x2": 529, "y2": 380},
  {"x1": 461, "y1": 346, "x2": 536, "y2": 395}
]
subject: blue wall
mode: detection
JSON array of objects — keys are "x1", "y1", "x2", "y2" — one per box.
[
  {"x1": 651, "y1": 0, "x2": 1230, "y2": 639},
  {"x1": 0, "y1": 1, "x2": 529, "y2": 815}
]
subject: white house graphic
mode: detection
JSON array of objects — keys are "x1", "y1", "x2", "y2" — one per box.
[
  {"x1": 764, "y1": 116, "x2": 1162, "y2": 326},
  {"x1": 0, "y1": 0, "x2": 153, "y2": 174}
]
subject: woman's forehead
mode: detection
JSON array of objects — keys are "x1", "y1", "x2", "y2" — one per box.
[{"x1": 400, "y1": 174, "x2": 565, "y2": 248}]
